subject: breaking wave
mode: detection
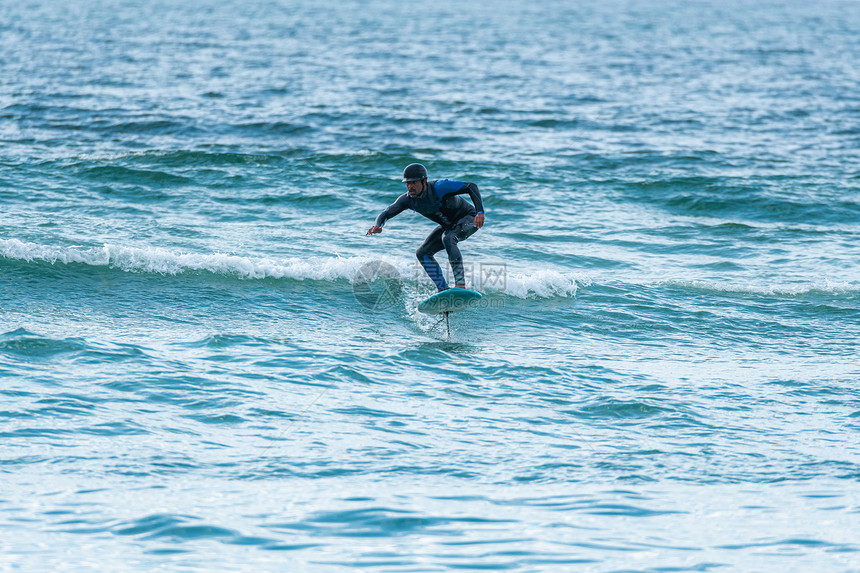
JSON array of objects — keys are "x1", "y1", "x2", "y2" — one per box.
[{"x1": 0, "y1": 238, "x2": 584, "y2": 299}]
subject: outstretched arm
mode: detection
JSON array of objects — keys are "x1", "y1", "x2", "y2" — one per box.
[{"x1": 367, "y1": 194, "x2": 409, "y2": 235}]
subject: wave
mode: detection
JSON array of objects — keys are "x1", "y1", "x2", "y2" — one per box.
[
  {"x1": 0, "y1": 239, "x2": 583, "y2": 300},
  {"x1": 660, "y1": 278, "x2": 860, "y2": 298},
  {"x1": 6, "y1": 239, "x2": 853, "y2": 302},
  {"x1": 625, "y1": 178, "x2": 860, "y2": 225}
]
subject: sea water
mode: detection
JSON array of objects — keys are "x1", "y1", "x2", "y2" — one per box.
[{"x1": 1, "y1": 0, "x2": 859, "y2": 571}]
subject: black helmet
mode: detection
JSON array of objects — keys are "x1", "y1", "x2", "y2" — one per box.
[{"x1": 402, "y1": 163, "x2": 427, "y2": 182}]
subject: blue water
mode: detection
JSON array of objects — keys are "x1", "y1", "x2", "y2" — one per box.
[{"x1": 2, "y1": 0, "x2": 860, "y2": 570}]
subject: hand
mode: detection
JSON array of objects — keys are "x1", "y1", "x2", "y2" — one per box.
[
  {"x1": 474, "y1": 213, "x2": 485, "y2": 229},
  {"x1": 366, "y1": 226, "x2": 383, "y2": 235}
]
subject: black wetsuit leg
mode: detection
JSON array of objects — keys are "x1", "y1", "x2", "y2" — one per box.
[
  {"x1": 416, "y1": 226, "x2": 448, "y2": 290},
  {"x1": 442, "y1": 215, "x2": 478, "y2": 287}
]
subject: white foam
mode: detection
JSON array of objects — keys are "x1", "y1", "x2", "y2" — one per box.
[
  {"x1": 661, "y1": 278, "x2": 860, "y2": 297},
  {"x1": 0, "y1": 238, "x2": 373, "y2": 282},
  {"x1": 485, "y1": 268, "x2": 587, "y2": 299},
  {"x1": 0, "y1": 238, "x2": 103, "y2": 266},
  {"x1": 0, "y1": 238, "x2": 586, "y2": 299}
]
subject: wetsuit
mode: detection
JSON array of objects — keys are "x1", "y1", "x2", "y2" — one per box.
[{"x1": 374, "y1": 180, "x2": 484, "y2": 290}]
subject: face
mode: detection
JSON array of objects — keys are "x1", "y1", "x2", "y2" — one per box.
[{"x1": 406, "y1": 179, "x2": 426, "y2": 197}]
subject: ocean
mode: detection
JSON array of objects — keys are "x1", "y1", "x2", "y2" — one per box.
[{"x1": 2, "y1": 0, "x2": 859, "y2": 570}]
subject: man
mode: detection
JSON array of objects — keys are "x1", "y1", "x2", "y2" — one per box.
[{"x1": 366, "y1": 163, "x2": 485, "y2": 291}]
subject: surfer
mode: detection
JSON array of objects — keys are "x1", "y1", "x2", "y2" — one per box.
[{"x1": 366, "y1": 163, "x2": 485, "y2": 291}]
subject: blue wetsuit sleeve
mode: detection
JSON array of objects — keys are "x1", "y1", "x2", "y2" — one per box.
[
  {"x1": 375, "y1": 194, "x2": 410, "y2": 227},
  {"x1": 438, "y1": 181, "x2": 484, "y2": 214}
]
